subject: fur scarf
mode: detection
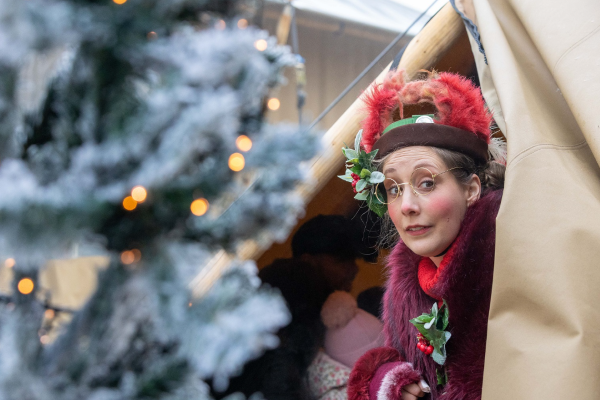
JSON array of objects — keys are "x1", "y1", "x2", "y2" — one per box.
[{"x1": 350, "y1": 189, "x2": 502, "y2": 400}]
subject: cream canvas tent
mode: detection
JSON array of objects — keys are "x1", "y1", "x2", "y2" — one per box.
[{"x1": 456, "y1": 0, "x2": 600, "y2": 398}]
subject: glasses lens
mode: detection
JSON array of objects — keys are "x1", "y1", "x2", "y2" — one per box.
[
  {"x1": 410, "y1": 168, "x2": 435, "y2": 195},
  {"x1": 375, "y1": 178, "x2": 401, "y2": 205}
]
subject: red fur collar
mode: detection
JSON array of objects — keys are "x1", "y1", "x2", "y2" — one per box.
[
  {"x1": 382, "y1": 190, "x2": 502, "y2": 399},
  {"x1": 417, "y1": 240, "x2": 458, "y2": 301}
]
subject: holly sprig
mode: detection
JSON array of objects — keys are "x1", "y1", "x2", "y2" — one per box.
[
  {"x1": 410, "y1": 301, "x2": 451, "y2": 366},
  {"x1": 338, "y1": 130, "x2": 387, "y2": 217}
]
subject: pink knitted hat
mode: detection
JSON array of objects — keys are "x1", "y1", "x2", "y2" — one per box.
[{"x1": 321, "y1": 291, "x2": 385, "y2": 368}]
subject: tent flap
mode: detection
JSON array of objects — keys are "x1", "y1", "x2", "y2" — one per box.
[{"x1": 469, "y1": 0, "x2": 600, "y2": 398}]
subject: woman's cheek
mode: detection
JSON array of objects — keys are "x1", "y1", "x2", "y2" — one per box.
[
  {"x1": 388, "y1": 203, "x2": 403, "y2": 232},
  {"x1": 425, "y1": 196, "x2": 457, "y2": 222}
]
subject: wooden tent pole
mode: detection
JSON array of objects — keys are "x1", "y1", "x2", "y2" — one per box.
[{"x1": 192, "y1": 3, "x2": 466, "y2": 296}]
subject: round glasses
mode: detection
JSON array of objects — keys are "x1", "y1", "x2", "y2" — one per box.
[{"x1": 373, "y1": 167, "x2": 462, "y2": 205}]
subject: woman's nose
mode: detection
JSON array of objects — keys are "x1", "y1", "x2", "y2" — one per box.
[{"x1": 400, "y1": 190, "x2": 420, "y2": 216}]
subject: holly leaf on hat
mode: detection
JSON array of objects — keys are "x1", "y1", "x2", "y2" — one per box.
[
  {"x1": 354, "y1": 129, "x2": 363, "y2": 151},
  {"x1": 359, "y1": 169, "x2": 371, "y2": 179},
  {"x1": 356, "y1": 179, "x2": 368, "y2": 193},
  {"x1": 359, "y1": 149, "x2": 378, "y2": 167},
  {"x1": 369, "y1": 202, "x2": 386, "y2": 217},
  {"x1": 367, "y1": 192, "x2": 387, "y2": 217},
  {"x1": 338, "y1": 174, "x2": 353, "y2": 182},
  {"x1": 369, "y1": 171, "x2": 385, "y2": 184},
  {"x1": 354, "y1": 191, "x2": 368, "y2": 201},
  {"x1": 343, "y1": 148, "x2": 359, "y2": 160},
  {"x1": 339, "y1": 130, "x2": 387, "y2": 216},
  {"x1": 350, "y1": 164, "x2": 362, "y2": 175}
]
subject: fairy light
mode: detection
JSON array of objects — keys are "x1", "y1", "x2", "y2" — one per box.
[
  {"x1": 236, "y1": 135, "x2": 253, "y2": 152},
  {"x1": 122, "y1": 196, "x2": 137, "y2": 211},
  {"x1": 190, "y1": 198, "x2": 209, "y2": 216},
  {"x1": 254, "y1": 39, "x2": 268, "y2": 51},
  {"x1": 113, "y1": 0, "x2": 127, "y2": 4},
  {"x1": 267, "y1": 98, "x2": 280, "y2": 111},
  {"x1": 132, "y1": 249, "x2": 142, "y2": 262},
  {"x1": 4, "y1": 258, "x2": 15, "y2": 268},
  {"x1": 45, "y1": 309, "x2": 55, "y2": 320},
  {"x1": 147, "y1": 31, "x2": 158, "y2": 40},
  {"x1": 121, "y1": 250, "x2": 135, "y2": 265},
  {"x1": 238, "y1": 19, "x2": 248, "y2": 29},
  {"x1": 17, "y1": 278, "x2": 34, "y2": 295},
  {"x1": 188, "y1": 302, "x2": 192, "y2": 307},
  {"x1": 216, "y1": 19, "x2": 226, "y2": 30},
  {"x1": 40, "y1": 335, "x2": 50, "y2": 345},
  {"x1": 131, "y1": 186, "x2": 147, "y2": 202},
  {"x1": 228, "y1": 153, "x2": 245, "y2": 172}
]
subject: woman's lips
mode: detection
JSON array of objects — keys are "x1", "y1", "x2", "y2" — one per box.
[{"x1": 405, "y1": 225, "x2": 432, "y2": 236}]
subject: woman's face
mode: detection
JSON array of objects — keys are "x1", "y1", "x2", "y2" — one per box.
[{"x1": 382, "y1": 147, "x2": 480, "y2": 260}]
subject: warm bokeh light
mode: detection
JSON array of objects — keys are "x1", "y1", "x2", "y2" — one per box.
[
  {"x1": 254, "y1": 39, "x2": 268, "y2": 51},
  {"x1": 40, "y1": 335, "x2": 50, "y2": 345},
  {"x1": 236, "y1": 135, "x2": 253, "y2": 152},
  {"x1": 131, "y1": 186, "x2": 147, "y2": 202},
  {"x1": 147, "y1": 31, "x2": 158, "y2": 40},
  {"x1": 216, "y1": 19, "x2": 226, "y2": 30},
  {"x1": 4, "y1": 258, "x2": 15, "y2": 268},
  {"x1": 18, "y1": 278, "x2": 34, "y2": 295},
  {"x1": 267, "y1": 98, "x2": 281, "y2": 111},
  {"x1": 123, "y1": 196, "x2": 137, "y2": 211},
  {"x1": 238, "y1": 19, "x2": 248, "y2": 29},
  {"x1": 228, "y1": 153, "x2": 245, "y2": 172},
  {"x1": 190, "y1": 198, "x2": 209, "y2": 216},
  {"x1": 121, "y1": 250, "x2": 135, "y2": 265},
  {"x1": 113, "y1": 0, "x2": 127, "y2": 4},
  {"x1": 45, "y1": 309, "x2": 55, "y2": 320},
  {"x1": 132, "y1": 249, "x2": 142, "y2": 262},
  {"x1": 188, "y1": 302, "x2": 192, "y2": 307}
]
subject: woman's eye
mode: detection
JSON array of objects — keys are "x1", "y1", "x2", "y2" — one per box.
[
  {"x1": 388, "y1": 185, "x2": 402, "y2": 195},
  {"x1": 418, "y1": 179, "x2": 434, "y2": 189}
]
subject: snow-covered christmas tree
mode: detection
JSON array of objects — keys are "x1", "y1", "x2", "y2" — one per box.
[{"x1": 0, "y1": 0, "x2": 318, "y2": 398}]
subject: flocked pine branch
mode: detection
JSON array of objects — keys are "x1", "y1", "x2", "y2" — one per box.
[{"x1": 0, "y1": 0, "x2": 319, "y2": 398}]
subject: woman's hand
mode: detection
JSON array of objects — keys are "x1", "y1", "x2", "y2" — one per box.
[{"x1": 401, "y1": 380, "x2": 430, "y2": 400}]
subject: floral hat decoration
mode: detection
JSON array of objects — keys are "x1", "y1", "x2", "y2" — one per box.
[{"x1": 339, "y1": 69, "x2": 506, "y2": 216}]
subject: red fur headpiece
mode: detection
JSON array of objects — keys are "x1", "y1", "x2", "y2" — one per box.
[{"x1": 361, "y1": 70, "x2": 493, "y2": 153}]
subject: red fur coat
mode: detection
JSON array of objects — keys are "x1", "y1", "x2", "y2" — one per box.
[{"x1": 348, "y1": 190, "x2": 502, "y2": 400}]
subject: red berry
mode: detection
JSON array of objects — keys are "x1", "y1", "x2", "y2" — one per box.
[
  {"x1": 417, "y1": 343, "x2": 424, "y2": 351},
  {"x1": 426, "y1": 346, "x2": 434, "y2": 355}
]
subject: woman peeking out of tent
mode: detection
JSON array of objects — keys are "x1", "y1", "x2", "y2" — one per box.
[{"x1": 338, "y1": 70, "x2": 506, "y2": 400}]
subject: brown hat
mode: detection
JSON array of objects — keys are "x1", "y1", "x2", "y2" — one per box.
[{"x1": 360, "y1": 70, "x2": 498, "y2": 166}]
